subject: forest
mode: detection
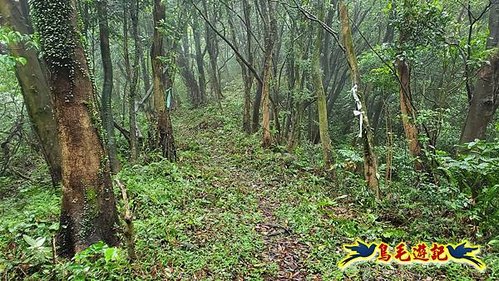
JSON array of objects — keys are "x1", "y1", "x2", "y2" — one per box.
[{"x1": 0, "y1": 0, "x2": 498, "y2": 280}]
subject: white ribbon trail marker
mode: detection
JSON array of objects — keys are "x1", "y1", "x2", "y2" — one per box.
[{"x1": 351, "y1": 84, "x2": 363, "y2": 138}]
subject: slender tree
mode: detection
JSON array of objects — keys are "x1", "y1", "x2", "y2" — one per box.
[
  {"x1": 192, "y1": 17, "x2": 207, "y2": 105},
  {"x1": 129, "y1": 0, "x2": 140, "y2": 161},
  {"x1": 96, "y1": 0, "x2": 120, "y2": 172},
  {"x1": 152, "y1": 0, "x2": 176, "y2": 160},
  {"x1": 339, "y1": 1, "x2": 379, "y2": 198},
  {"x1": 259, "y1": 0, "x2": 277, "y2": 148},
  {"x1": 397, "y1": 0, "x2": 424, "y2": 171},
  {"x1": 310, "y1": 3, "x2": 334, "y2": 168},
  {"x1": 201, "y1": 0, "x2": 223, "y2": 105}
]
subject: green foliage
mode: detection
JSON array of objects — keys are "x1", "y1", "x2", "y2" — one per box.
[
  {"x1": 0, "y1": 182, "x2": 60, "y2": 279},
  {"x1": 393, "y1": 0, "x2": 450, "y2": 57},
  {"x1": 1, "y1": 97, "x2": 498, "y2": 279},
  {"x1": 54, "y1": 241, "x2": 127, "y2": 280},
  {"x1": 359, "y1": 45, "x2": 397, "y2": 89},
  {"x1": 0, "y1": 27, "x2": 30, "y2": 67},
  {"x1": 436, "y1": 134, "x2": 499, "y2": 240}
]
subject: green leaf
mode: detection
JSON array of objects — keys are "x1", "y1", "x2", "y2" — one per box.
[
  {"x1": 34, "y1": 237, "x2": 46, "y2": 248},
  {"x1": 16, "y1": 57, "x2": 27, "y2": 66},
  {"x1": 104, "y1": 247, "x2": 118, "y2": 262},
  {"x1": 23, "y1": 235, "x2": 37, "y2": 247}
]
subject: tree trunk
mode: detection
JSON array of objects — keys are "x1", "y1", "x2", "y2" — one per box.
[
  {"x1": 397, "y1": 58, "x2": 423, "y2": 170},
  {"x1": 339, "y1": 1, "x2": 379, "y2": 198},
  {"x1": 0, "y1": 0, "x2": 62, "y2": 186},
  {"x1": 201, "y1": 0, "x2": 223, "y2": 104},
  {"x1": 152, "y1": 0, "x2": 176, "y2": 161},
  {"x1": 396, "y1": 0, "x2": 424, "y2": 171},
  {"x1": 259, "y1": 0, "x2": 277, "y2": 148},
  {"x1": 242, "y1": 0, "x2": 254, "y2": 134},
  {"x1": 178, "y1": 34, "x2": 201, "y2": 107},
  {"x1": 122, "y1": 3, "x2": 134, "y2": 155},
  {"x1": 192, "y1": 18, "x2": 207, "y2": 105},
  {"x1": 31, "y1": 0, "x2": 118, "y2": 257},
  {"x1": 129, "y1": 0, "x2": 140, "y2": 162},
  {"x1": 227, "y1": 0, "x2": 254, "y2": 134},
  {"x1": 96, "y1": 0, "x2": 120, "y2": 173},
  {"x1": 311, "y1": 7, "x2": 334, "y2": 168},
  {"x1": 460, "y1": 2, "x2": 499, "y2": 144}
]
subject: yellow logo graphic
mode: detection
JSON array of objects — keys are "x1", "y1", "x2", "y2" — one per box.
[{"x1": 338, "y1": 240, "x2": 486, "y2": 272}]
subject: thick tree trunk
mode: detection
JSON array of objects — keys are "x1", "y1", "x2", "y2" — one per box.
[
  {"x1": 96, "y1": 0, "x2": 120, "y2": 173},
  {"x1": 0, "y1": 0, "x2": 62, "y2": 186},
  {"x1": 31, "y1": 0, "x2": 118, "y2": 257},
  {"x1": 252, "y1": 82, "x2": 263, "y2": 133},
  {"x1": 152, "y1": 0, "x2": 176, "y2": 161},
  {"x1": 339, "y1": 1, "x2": 379, "y2": 198},
  {"x1": 460, "y1": 2, "x2": 499, "y2": 143}
]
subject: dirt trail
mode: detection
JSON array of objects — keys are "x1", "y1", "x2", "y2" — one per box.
[
  {"x1": 255, "y1": 193, "x2": 312, "y2": 280},
  {"x1": 196, "y1": 130, "x2": 314, "y2": 280}
]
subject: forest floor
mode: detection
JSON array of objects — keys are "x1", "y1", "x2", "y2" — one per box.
[{"x1": 0, "y1": 91, "x2": 498, "y2": 280}]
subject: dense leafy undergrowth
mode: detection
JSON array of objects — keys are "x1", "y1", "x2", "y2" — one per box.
[{"x1": 1, "y1": 95, "x2": 498, "y2": 280}]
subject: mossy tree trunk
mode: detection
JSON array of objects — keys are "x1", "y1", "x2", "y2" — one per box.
[
  {"x1": 339, "y1": 1, "x2": 380, "y2": 198},
  {"x1": 152, "y1": 0, "x2": 176, "y2": 161},
  {"x1": 30, "y1": 0, "x2": 118, "y2": 257},
  {"x1": 0, "y1": 0, "x2": 62, "y2": 186},
  {"x1": 96, "y1": 0, "x2": 120, "y2": 173},
  {"x1": 311, "y1": 12, "x2": 334, "y2": 169}
]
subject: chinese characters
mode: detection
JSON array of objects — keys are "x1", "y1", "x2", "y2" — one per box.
[{"x1": 339, "y1": 240, "x2": 485, "y2": 272}]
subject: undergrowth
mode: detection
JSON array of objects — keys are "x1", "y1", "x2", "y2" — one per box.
[{"x1": 0, "y1": 95, "x2": 497, "y2": 280}]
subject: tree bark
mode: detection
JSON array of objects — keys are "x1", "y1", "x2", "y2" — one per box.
[
  {"x1": 152, "y1": 0, "x2": 176, "y2": 161},
  {"x1": 0, "y1": 0, "x2": 62, "y2": 186},
  {"x1": 31, "y1": 0, "x2": 118, "y2": 257},
  {"x1": 96, "y1": 0, "x2": 120, "y2": 173}
]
